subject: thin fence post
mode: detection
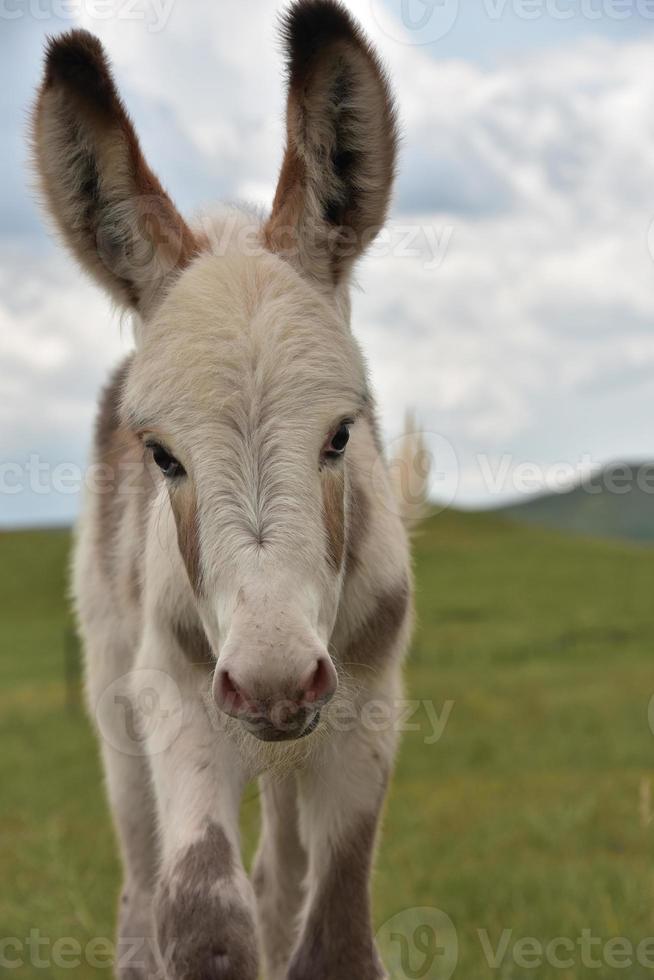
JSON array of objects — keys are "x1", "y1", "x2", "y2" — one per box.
[{"x1": 64, "y1": 627, "x2": 81, "y2": 711}]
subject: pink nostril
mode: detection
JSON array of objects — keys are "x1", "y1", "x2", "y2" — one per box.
[
  {"x1": 216, "y1": 669, "x2": 252, "y2": 718},
  {"x1": 301, "y1": 656, "x2": 337, "y2": 706}
]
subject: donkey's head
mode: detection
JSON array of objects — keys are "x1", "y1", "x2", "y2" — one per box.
[{"x1": 33, "y1": 1, "x2": 397, "y2": 741}]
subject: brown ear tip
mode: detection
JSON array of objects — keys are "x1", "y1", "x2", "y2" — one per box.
[
  {"x1": 43, "y1": 28, "x2": 113, "y2": 95},
  {"x1": 281, "y1": 0, "x2": 362, "y2": 71}
]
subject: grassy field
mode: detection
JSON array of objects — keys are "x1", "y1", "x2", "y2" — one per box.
[{"x1": 2, "y1": 511, "x2": 654, "y2": 978}]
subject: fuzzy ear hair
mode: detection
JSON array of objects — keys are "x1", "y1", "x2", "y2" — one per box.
[
  {"x1": 264, "y1": 0, "x2": 398, "y2": 291},
  {"x1": 31, "y1": 30, "x2": 202, "y2": 317}
]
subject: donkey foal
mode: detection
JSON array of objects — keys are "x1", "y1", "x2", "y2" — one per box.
[{"x1": 32, "y1": 2, "x2": 413, "y2": 978}]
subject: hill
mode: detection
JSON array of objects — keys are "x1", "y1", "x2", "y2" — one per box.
[
  {"x1": 2, "y1": 513, "x2": 654, "y2": 977},
  {"x1": 501, "y1": 461, "x2": 654, "y2": 543}
]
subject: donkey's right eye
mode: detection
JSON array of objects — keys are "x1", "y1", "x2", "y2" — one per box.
[{"x1": 145, "y1": 441, "x2": 186, "y2": 479}]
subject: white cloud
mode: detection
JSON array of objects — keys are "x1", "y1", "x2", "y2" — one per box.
[
  {"x1": 0, "y1": 247, "x2": 130, "y2": 472},
  {"x1": 3, "y1": 6, "x2": 654, "y2": 522}
]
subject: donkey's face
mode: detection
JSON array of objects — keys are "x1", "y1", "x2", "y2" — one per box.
[
  {"x1": 33, "y1": 1, "x2": 397, "y2": 741},
  {"x1": 124, "y1": 245, "x2": 368, "y2": 739}
]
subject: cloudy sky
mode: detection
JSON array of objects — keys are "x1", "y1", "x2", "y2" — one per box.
[{"x1": 3, "y1": 0, "x2": 654, "y2": 525}]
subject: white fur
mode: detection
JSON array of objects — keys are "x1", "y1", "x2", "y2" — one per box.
[{"x1": 40, "y1": 12, "x2": 412, "y2": 979}]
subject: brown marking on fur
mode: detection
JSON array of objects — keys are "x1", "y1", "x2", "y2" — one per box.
[
  {"x1": 171, "y1": 616, "x2": 214, "y2": 667},
  {"x1": 155, "y1": 822, "x2": 258, "y2": 980},
  {"x1": 263, "y1": 130, "x2": 307, "y2": 258},
  {"x1": 171, "y1": 821, "x2": 234, "y2": 883},
  {"x1": 287, "y1": 813, "x2": 386, "y2": 980},
  {"x1": 340, "y1": 578, "x2": 411, "y2": 669},
  {"x1": 94, "y1": 356, "x2": 156, "y2": 592},
  {"x1": 32, "y1": 30, "x2": 204, "y2": 314},
  {"x1": 344, "y1": 476, "x2": 370, "y2": 577},
  {"x1": 127, "y1": 476, "x2": 150, "y2": 604},
  {"x1": 265, "y1": 1, "x2": 398, "y2": 287},
  {"x1": 322, "y1": 468, "x2": 346, "y2": 571},
  {"x1": 168, "y1": 486, "x2": 203, "y2": 596}
]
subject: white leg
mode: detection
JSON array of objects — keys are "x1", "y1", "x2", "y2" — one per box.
[
  {"x1": 252, "y1": 773, "x2": 307, "y2": 980},
  {"x1": 288, "y1": 692, "x2": 398, "y2": 980},
  {"x1": 133, "y1": 631, "x2": 259, "y2": 980},
  {"x1": 83, "y1": 618, "x2": 162, "y2": 980},
  {"x1": 101, "y1": 744, "x2": 162, "y2": 980}
]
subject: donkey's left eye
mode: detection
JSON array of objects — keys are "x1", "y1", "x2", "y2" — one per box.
[
  {"x1": 324, "y1": 423, "x2": 351, "y2": 460},
  {"x1": 146, "y1": 441, "x2": 186, "y2": 479}
]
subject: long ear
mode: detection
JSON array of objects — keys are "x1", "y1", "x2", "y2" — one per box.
[
  {"x1": 264, "y1": 0, "x2": 398, "y2": 291},
  {"x1": 31, "y1": 30, "x2": 201, "y2": 317}
]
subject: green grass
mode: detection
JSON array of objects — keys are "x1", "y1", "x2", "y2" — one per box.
[{"x1": 2, "y1": 513, "x2": 654, "y2": 978}]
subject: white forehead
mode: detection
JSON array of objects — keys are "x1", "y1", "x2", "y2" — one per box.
[{"x1": 125, "y1": 213, "x2": 367, "y2": 434}]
